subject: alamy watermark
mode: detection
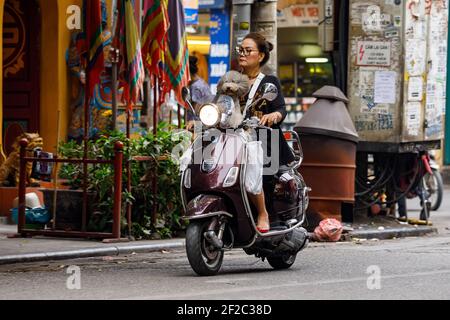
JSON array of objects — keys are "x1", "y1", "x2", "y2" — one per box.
[
  {"x1": 66, "y1": 265, "x2": 81, "y2": 290},
  {"x1": 171, "y1": 123, "x2": 282, "y2": 176},
  {"x1": 66, "y1": 5, "x2": 82, "y2": 30},
  {"x1": 366, "y1": 265, "x2": 381, "y2": 290}
]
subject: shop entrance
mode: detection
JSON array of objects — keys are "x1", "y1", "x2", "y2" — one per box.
[{"x1": 2, "y1": 0, "x2": 40, "y2": 155}]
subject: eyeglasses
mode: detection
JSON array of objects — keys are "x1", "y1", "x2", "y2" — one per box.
[{"x1": 235, "y1": 46, "x2": 259, "y2": 57}]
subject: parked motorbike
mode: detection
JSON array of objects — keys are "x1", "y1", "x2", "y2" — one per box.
[
  {"x1": 422, "y1": 151, "x2": 444, "y2": 212},
  {"x1": 400, "y1": 150, "x2": 444, "y2": 221},
  {"x1": 180, "y1": 84, "x2": 310, "y2": 276}
]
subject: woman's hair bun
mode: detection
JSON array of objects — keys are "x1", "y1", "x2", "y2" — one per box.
[{"x1": 267, "y1": 41, "x2": 274, "y2": 52}]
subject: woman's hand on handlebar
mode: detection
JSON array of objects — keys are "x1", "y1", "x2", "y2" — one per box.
[{"x1": 259, "y1": 112, "x2": 282, "y2": 127}]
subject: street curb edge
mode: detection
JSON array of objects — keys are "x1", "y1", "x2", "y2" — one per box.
[{"x1": 0, "y1": 241, "x2": 186, "y2": 265}]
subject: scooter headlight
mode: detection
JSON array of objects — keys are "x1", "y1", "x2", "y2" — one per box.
[{"x1": 199, "y1": 104, "x2": 221, "y2": 127}]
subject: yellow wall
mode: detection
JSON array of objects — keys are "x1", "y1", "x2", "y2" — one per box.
[
  {"x1": 0, "y1": 0, "x2": 81, "y2": 155},
  {"x1": 39, "y1": 0, "x2": 82, "y2": 153},
  {"x1": 1, "y1": 0, "x2": 116, "y2": 155}
]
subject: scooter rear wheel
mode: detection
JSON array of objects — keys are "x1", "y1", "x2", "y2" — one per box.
[
  {"x1": 267, "y1": 254, "x2": 297, "y2": 270},
  {"x1": 186, "y1": 220, "x2": 224, "y2": 276}
]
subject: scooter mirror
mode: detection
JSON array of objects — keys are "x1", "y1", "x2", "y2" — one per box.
[
  {"x1": 259, "y1": 83, "x2": 278, "y2": 102},
  {"x1": 181, "y1": 87, "x2": 197, "y2": 116},
  {"x1": 182, "y1": 87, "x2": 191, "y2": 102}
]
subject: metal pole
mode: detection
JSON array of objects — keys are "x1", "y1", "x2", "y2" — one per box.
[
  {"x1": 113, "y1": 141, "x2": 124, "y2": 239},
  {"x1": 125, "y1": 101, "x2": 132, "y2": 236},
  {"x1": 18, "y1": 139, "x2": 28, "y2": 234},
  {"x1": 82, "y1": 75, "x2": 90, "y2": 232},
  {"x1": 152, "y1": 75, "x2": 158, "y2": 223},
  {"x1": 126, "y1": 106, "x2": 132, "y2": 237}
]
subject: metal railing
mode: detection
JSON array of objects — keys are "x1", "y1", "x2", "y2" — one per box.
[{"x1": 16, "y1": 139, "x2": 124, "y2": 240}]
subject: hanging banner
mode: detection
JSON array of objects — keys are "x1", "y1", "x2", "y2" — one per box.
[
  {"x1": 183, "y1": 0, "x2": 199, "y2": 25},
  {"x1": 277, "y1": 2, "x2": 320, "y2": 28},
  {"x1": 209, "y1": 8, "x2": 231, "y2": 94}
]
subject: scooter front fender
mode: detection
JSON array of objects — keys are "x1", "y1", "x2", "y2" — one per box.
[{"x1": 183, "y1": 195, "x2": 233, "y2": 220}]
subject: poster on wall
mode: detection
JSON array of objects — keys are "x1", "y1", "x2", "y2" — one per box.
[
  {"x1": 405, "y1": 39, "x2": 427, "y2": 76},
  {"x1": 374, "y1": 71, "x2": 396, "y2": 104},
  {"x1": 183, "y1": 0, "x2": 199, "y2": 25},
  {"x1": 209, "y1": 8, "x2": 231, "y2": 95},
  {"x1": 406, "y1": 102, "x2": 421, "y2": 137},
  {"x1": 407, "y1": 76, "x2": 424, "y2": 101},
  {"x1": 198, "y1": 0, "x2": 225, "y2": 9},
  {"x1": 356, "y1": 41, "x2": 391, "y2": 66}
]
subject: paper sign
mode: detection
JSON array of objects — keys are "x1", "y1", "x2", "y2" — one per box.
[
  {"x1": 405, "y1": 39, "x2": 427, "y2": 76},
  {"x1": 408, "y1": 76, "x2": 424, "y2": 101},
  {"x1": 356, "y1": 41, "x2": 391, "y2": 66},
  {"x1": 374, "y1": 71, "x2": 396, "y2": 104},
  {"x1": 406, "y1": 102, "x2": 421, "y2": 136}
]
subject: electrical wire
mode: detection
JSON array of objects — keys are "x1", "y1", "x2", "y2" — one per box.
[{"x1": 354, "y1": 153, "x2": 424, "y2": 210}]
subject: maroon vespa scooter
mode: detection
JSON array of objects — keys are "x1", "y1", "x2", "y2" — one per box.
[{"x1": 180, "y1": 84, "x2": 310, "y2": 276}]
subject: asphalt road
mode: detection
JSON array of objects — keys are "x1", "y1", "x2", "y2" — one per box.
[{"x1": 0, "y1": 189, "x2": 449, "y2": 300}]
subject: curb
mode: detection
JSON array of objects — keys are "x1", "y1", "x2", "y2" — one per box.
[
  {"x1": 341, "y1": 226, "x2": 438, "y2": 241},
  {"x1": 0, "y1": 226, "x2": 439, "y2": 265},
  {"x1": 0, "y1": 241, "x2": 185, "y2": 265}
]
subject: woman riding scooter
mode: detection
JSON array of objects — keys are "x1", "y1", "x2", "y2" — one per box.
[{"x1": 238, "y1": 32, "x2": 296, "y2": 233}]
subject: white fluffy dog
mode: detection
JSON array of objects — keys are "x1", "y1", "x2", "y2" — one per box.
[{"x1": 216, "y1": 71, "x2": 250, "y2": 128}]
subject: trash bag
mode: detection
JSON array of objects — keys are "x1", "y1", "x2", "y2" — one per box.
[
  {"x1": 245, "y1": 141, "x2": 263, "y2": 195},
  {"x1": 10, "y1": 207, "x2": 51, "y2": 225},
  {"x1": 313, "y1": 218, "x2": 343, "y2": 242}
]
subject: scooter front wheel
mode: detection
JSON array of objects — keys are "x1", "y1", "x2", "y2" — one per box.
[
  {"x1": 267, "y1": 254, "x2": 297, "y2": 270},
  {"x1": 186, "y1": 220, "x2": 224, "y2": 276}
]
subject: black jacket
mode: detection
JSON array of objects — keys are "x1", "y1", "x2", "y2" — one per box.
[{"x1": 240, "y1": 75, "x2": 295, "y2": 169}]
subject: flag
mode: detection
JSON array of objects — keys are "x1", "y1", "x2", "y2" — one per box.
[
  {"x1": 115, "y1": 0, "x2": 145, "y2": 109},
  {"x1": 141, "y1": 0, "x2": 169, "y2": 76},
  {"x1": 83, "y1": 0, "x2": 105, "y2": 99},
  {"x1": 162, "y1": 0, "x2": 190, "y2": 104}
]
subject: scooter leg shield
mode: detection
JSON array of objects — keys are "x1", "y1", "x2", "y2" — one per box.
[{"x1": 184, "y1": 195, "x2": 229, "y2": 219}]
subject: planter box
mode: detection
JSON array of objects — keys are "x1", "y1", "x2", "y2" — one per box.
[
  {"x1": 0, "y1": 187, "x2": 44, "y2": 222},
  {"x1": 41, "y1": 189, "x2": 96, "y2": 231}
]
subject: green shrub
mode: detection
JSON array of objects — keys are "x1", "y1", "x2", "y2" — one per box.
[{"x1": 58, "y1": 123, "x2": 191, "y2": 239}]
